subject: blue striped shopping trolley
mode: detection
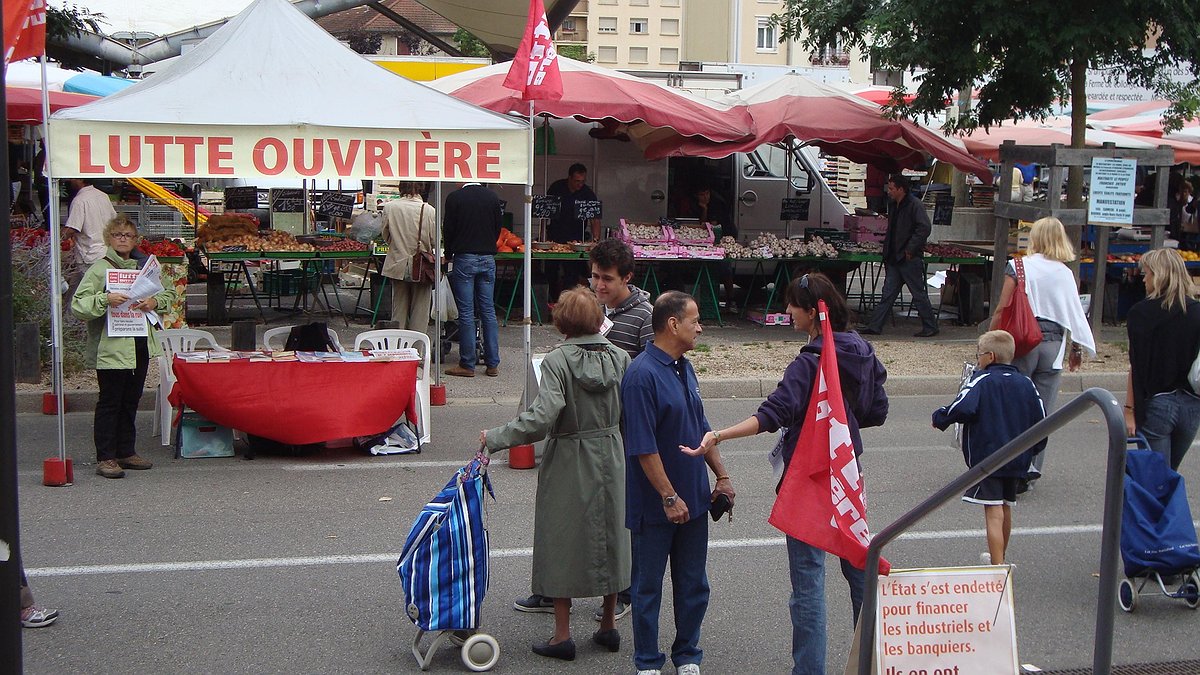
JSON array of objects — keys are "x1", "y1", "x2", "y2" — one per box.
[{"x1": 397, "y1": 452, "x2": 499, "y2": 671}]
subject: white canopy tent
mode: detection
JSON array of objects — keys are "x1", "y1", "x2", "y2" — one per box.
[{"x1": 41, "y1": 0, "x2": 535, "y2": 460}]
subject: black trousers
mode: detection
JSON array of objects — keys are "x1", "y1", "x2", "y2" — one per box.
[{"x1": 94, "y1": 337, "x2": 150, "y2": 462}]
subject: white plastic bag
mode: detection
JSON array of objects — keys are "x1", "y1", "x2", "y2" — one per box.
[
  {"x1": 434, "y1": 275, "x2": 459, "y2": 322},
  {"x1": 349, "y1": 211, "x2": 383, "y2": 242}
]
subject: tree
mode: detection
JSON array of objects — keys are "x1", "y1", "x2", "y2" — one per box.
[
  {"x1": 345, "y1": 31, "x2": 383, "y2": 55},
  {"x1": 772, "y1": 1, "x2": 1200, "y2": 143},
  {"x1": 453, "y1": 28, "x2": 491, "y2": 58},
  {"x1": 46, "y1": 3, "x2": 106, "y2": 41},
  {"x1": 558, "y1": 44, "x2": 594, "y2": 63}
]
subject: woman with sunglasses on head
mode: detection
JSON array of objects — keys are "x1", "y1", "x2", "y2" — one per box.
[
  {"x1": 71, "y1": 215, "x2": 177, "y2": 479},
  {"x1": 680, "y1": 272, "x2": 888, "y2": 675}
]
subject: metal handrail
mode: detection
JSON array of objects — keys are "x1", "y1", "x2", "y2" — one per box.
[{"x1": 857, "y1": 387, "x2": 1127, "y2": 675}]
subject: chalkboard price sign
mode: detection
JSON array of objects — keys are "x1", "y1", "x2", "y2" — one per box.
[
  {"x1": 317, "y1": 192, "x2": 355, "y2": 219},
  {"x1": 270, "y1": 188, "x2": 305, "y2": 213},
  {"x1": 780, "y1": 197, "x2": 810, "y2": 221},
  {"x1": 575, "y1": 199, "x2": 602, "y2": 220},
  {"x1": 224, "y1": 186, "x2": 258, "y2": 210},
  {"x1": 532, "y1": 195, "x2": 560, "y2": 218},
  {"x1": 932, "y1": 193, "x2": 954, "y2": 226}
]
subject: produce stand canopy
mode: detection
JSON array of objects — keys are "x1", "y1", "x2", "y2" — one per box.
[{"x1": 47, "y1": 0, "x2": 528, "y2": 183}]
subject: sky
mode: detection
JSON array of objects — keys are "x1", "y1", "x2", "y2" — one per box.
[{"x1": 82, "y1": 1, "x2": 256, "y2": 36}]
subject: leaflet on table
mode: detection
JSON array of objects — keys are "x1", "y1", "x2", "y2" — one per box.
[
  {"x1": 367, "y1": 348, "x2": 420, "y2": 361},
  {"x1": 104, "y1": 255, "x2": 166, "y2": 337}
]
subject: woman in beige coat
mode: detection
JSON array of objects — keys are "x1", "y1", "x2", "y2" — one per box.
[
  {"x1": 380, "y1": 182, "x2": 436, "y2": 331},
  {"x1": 481, "y1": 288, "x2": 631, "y2": 662}
]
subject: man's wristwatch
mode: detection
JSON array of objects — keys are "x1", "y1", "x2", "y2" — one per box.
[{"x1": 662, "y1": 494, "x2": 678, "y2": 507}]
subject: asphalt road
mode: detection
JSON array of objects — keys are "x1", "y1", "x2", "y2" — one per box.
[{"x1": 14, "y1": 392, "x2": 1200, "y2": 674}]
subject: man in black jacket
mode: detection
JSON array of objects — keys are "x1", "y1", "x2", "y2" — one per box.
[
  {"x1": 859, "y1": 174, "x2": 939, "y2": 337},
  {"x1": 444, "y1": 183, "x2": 503, "y2": 377}
]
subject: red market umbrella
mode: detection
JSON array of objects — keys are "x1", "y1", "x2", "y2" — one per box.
[
  {"x1": 943, "y1": 123, "x2": 1200, "y2": 164},
  {"x1": 6, "y1": 86, "x2": 99, "y2": 124},
  {"x1": 645, "y1": 73, "x2": 993, "y2": 184},
  {"x1": 429, "y1": 59, "x2": 755, "y2": 145}
]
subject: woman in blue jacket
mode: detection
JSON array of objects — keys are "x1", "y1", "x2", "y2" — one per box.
[{"x1": 681, "y1": 272, "x2": 888, "y2": 675}]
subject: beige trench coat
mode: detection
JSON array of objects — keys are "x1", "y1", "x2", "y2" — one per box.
[
  {"x1": 485, "y1": 335, "x2": 631, "y2": 599},
  {"x1": 380, "y1": 196, "x2": 436, "y2": 281}
]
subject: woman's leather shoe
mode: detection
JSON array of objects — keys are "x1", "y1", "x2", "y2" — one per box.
[
  {"x1": 592, "y1": 628, "x2": 620, "y2": 652},
  {"x1": 532, "y1": 637, "x2": 576, "y2": 661}
]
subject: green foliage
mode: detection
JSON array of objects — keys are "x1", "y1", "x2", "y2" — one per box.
[
  {"x1": 11, "y1": 239, "x2": 88, "y2": 376},
  {"x1": 453, "y1": 29, "x2": 491, "y2": 58},
  {"x1": 772, "y1": 0, "x2": 1200, "y2": 134},
  {"x1": 46, "y1": 3, "x2": 107, "y2": 41},
  {"x1": 694, "y1": 343, "x2": 711, "y2": 353},
  {"x1": 558, "y1": 45, "x2": 594, "y2": 63},
  {"x1": 345, "y1": 31, "x2": 383, "y2": 55}
]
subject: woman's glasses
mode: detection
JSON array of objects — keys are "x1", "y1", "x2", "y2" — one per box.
[{"x1": 110, "y1": 232, "x2": 137, "y2": 240}]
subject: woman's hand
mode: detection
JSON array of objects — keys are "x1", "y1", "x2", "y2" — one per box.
[
  {"x1": 679, "y1": 431, "x2": 719, "y2": 457},
  {"x1": 106, "y1": 292, "x2": 129, "y2": 308},
  {"x1": 132, "y1": 297, "x2": 158, "y2": 312}
]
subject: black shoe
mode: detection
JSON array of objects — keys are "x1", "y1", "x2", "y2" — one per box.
[
  {"x1": 514, "y1": 594, "x2": 554, "y2": 613},
  {"x1": 592, "y1": 628, "x2": 620, "y2": 652},
  {"x1": 593, "y1": 598, "x2": 631, "y2": 622},
  {"x1": 914, "y1": 328, "x2": 940, "y2": 337},
  {"x1": 857, "y1": 326, "x2": 881, "y2": 335},
  {"x1": 532, "y1": 637, "x2": 576, "y2": 661},
  {"x1": 1017, "y1": 478, "x2": 1035, "y2": 495}
]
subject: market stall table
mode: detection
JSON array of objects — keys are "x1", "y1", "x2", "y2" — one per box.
[{"x1": 168, "y1": 357, "x2": 418, "y2": 446}]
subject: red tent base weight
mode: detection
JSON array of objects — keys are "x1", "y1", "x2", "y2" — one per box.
[
  {"x1": 429, "y1": 384, "x2": 447, "y2": 406},
  {"x1": 43, "y1": 458, "x2": 73, "y2": 487},
  {"x1": 509, "y1": 444, "x2": 536, "y2": 470},
  {"x1": 42, "y1": 392, "x2": 64, "y2": 414}
]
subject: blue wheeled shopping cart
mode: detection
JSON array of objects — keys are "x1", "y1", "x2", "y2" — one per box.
[
  {"x1": 397, "y1": 453, "x2": 499, "y2": 671},
  {"x1": 1117, "y1": 438, "x2": 1200, "y2": 612}
]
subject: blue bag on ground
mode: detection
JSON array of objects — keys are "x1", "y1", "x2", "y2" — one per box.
[
  {"x1": 397, "y1": 458, "x2": 493, "y2": 632},
  {"x1": 1121, "y1": 447, "x2": 1200, "y2": 577}
]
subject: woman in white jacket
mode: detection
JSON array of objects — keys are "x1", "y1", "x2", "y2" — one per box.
[{"x1": 989, "y1": 217, "x2": 1096, "y2": 487}]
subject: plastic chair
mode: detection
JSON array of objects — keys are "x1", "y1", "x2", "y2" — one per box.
[
  {"x1": 154, "y1": 328, "x2": 230, "y2": 446},
  {"x1": 262, "y1": 325, "x2": 345, "y2": 352},
  {"x1": 354, "y1": 329, "x2": 432, "y2": 444}
]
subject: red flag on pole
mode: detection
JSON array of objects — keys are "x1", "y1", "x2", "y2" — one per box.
[
  {"x1": 502, "y1": 0, "x2": 563, "y2": 102},
  {"x1": 4, "y1": 0, "x2": 47, "y2": 65},
  {"x1": 768, "y1": 300, "x2": 890, "y2": 574}
]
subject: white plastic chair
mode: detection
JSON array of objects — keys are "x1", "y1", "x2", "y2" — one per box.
[
  {"x1": 262, "y1": 325, "x2": 345, "y2": 352},
  {"x1": 154, "y1": 328, "x2": 230, "y2": 446},
  {"x1": 354, "y1": 329, "x2": 432, "y2": 444}
]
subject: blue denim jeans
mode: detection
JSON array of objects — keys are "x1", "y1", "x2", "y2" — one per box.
[
  {"x1": 1139, "y1": 389, "x2": 1200, "y2": 471},
  {"x1": 448, "y1": 254, "x2": 500, "y2": 369},
  {"x1": 786, "y1": 537, "x2": 865, "y2": 675},
  {"x1": 630, "y1": 516, "x2": 709, "y2": 671}
]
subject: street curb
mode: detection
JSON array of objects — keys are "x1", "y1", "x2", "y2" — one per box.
[{"x1": 17, "y1": 371, "x2": 1129, "y2": 414}]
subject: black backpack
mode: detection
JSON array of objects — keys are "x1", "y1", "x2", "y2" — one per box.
[{"x1": 284, "y1": 322, "x2": 338, "y2": 351}]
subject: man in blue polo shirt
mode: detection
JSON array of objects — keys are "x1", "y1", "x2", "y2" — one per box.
[{"x1": 621, "y1": 291, "x2": 736, "y2": 675}]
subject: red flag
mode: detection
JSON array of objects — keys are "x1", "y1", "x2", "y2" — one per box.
[
  {"x1": 501, "y1": 0, "x2": 563, "y2": 101},
  {"x1": 768, "y1": 300, "x2": 890, "y2": 575},
  {"x1": 4, "y1": 0, "x2": 47, "y2": 65}
]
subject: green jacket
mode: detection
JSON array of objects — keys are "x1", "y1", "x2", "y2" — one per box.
[
  {"x1": 485, "y1": 335, "x2": 631, "y2": 598},
  {"x1": 70, "y1": 248, "x2": 176, "y2": 370}
]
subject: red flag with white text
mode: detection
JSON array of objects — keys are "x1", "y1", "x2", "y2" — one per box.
[
  {"x1": 501, "y1": 0, "x2": 563, "y2": 101},
  {"x1": 768, "y1": 300, "x2": 889, "y2": 574},
  {"x1": 4, "y1": 0, "x2": 47, "y2": 66}
]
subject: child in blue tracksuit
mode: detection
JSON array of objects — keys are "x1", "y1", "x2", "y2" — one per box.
[{"x1": 932, "y1": 330, "x2": 1046, "y2": 565}]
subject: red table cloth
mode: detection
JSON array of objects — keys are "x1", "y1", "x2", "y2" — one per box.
[{"x1": 169, "y1": 359, "x2": 418, "y2": 445}]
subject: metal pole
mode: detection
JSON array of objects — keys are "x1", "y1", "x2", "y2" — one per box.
[
  {"x1": 40, "y1": 56, "x2": 67, "y2": 466},
  {"x1": 523, "y1": 102, "x2": 535, "y2": 408},
  {"x1": 433, "y1": 182, "x2": 442, "y2": 386},
  {"x1": 1, "y1": 22, "x2": 28, "y2": 664}
]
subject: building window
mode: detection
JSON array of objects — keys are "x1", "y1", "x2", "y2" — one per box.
[
  {"x1": 629, "y1": 46, "x2": 649, "y2": 63},
  {"x1": 630, "y1": 18, "x2": 649, "y2": 34},
  {"x1": 756, "y1": 17, "x2": 777, "y2": 52},
  {"x1": 598, "y1": 0, "x2": 616, "y2": 4},
  {"x1": 598, "y1": 46, "x2": 618, "y2": 62},
  {"x1": 661, "y1": 0, "x2": 680, "y2": 5},
  {"x1": 812, "y1": 38, "x2": 848, "y2": 66},
  {"x1": 630, "y1": 0, "x2": 648, "y2": 5},
  {"x1": 598, "y1": 16, "x2": 617, "y2": 33},
  {"x1": 660, "y1": 18, "x2": 679, "y2": 35},
  {"x1": 660, "y1": 47, "x2": 679, "y2": 64},
  {"x1": 560, "y1": 18, "x2": 576, "y2": 34}
]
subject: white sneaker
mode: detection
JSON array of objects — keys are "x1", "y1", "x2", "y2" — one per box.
[
  {"x1": 677, "y1": 665, "x2": 701, "y2": 675},
  {"x1": 636, "y1": 671, "x2": 662, "y2": 675},
  {"x1": 980, "y1": 552, "x2": 992, "y2": 565}
]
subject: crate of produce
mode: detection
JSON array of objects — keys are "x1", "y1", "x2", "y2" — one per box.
[
  {"x1": 176, "y1": 412, "x2": 234, "y2": 459},
  {"x1": 671, "y1": 222, "x2": 716, "y2": 246},
  {"x1": 849, "y1": 228, "x2": 886, "y2": 244},
  {"x1": 844, "y1": 214, "x2": 889, "y2": 233},
  {"x1": 263, "y1": 269, "x2": 318, "y2": 296},
  {"x1": 678, "y1": 246, "x2": 726, "y2": 260},
  {"x1": 632, "y1": 243, "x2": 682, "y2": 259},
  {"x1": 619, "y1": 219, "x2": 671, "y2": 244}
]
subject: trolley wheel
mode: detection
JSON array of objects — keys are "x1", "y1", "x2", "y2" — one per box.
[
  {"x1": 1118, "y1": 578, "x2": 1137, "y2": 613},
  {"x1": 1182, "y1": 573, "x2": 1200, "y2": 610},
  {"x1": 461, "y1": 633, "x2": 499, "y2": 672}
]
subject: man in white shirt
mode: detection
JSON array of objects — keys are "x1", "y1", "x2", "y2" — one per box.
[{"x1": 62, "y1": 178, "x2": 117, "y2": 286}]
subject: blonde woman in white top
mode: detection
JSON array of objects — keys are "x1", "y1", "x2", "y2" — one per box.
[{"x1": 989, "y1": 217, "x2": 1096, "y2": 486}]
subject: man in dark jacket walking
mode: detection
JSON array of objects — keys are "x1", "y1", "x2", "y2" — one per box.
[{"x1": 859, "y1": 174, "x2": 939, "y2": 337}]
